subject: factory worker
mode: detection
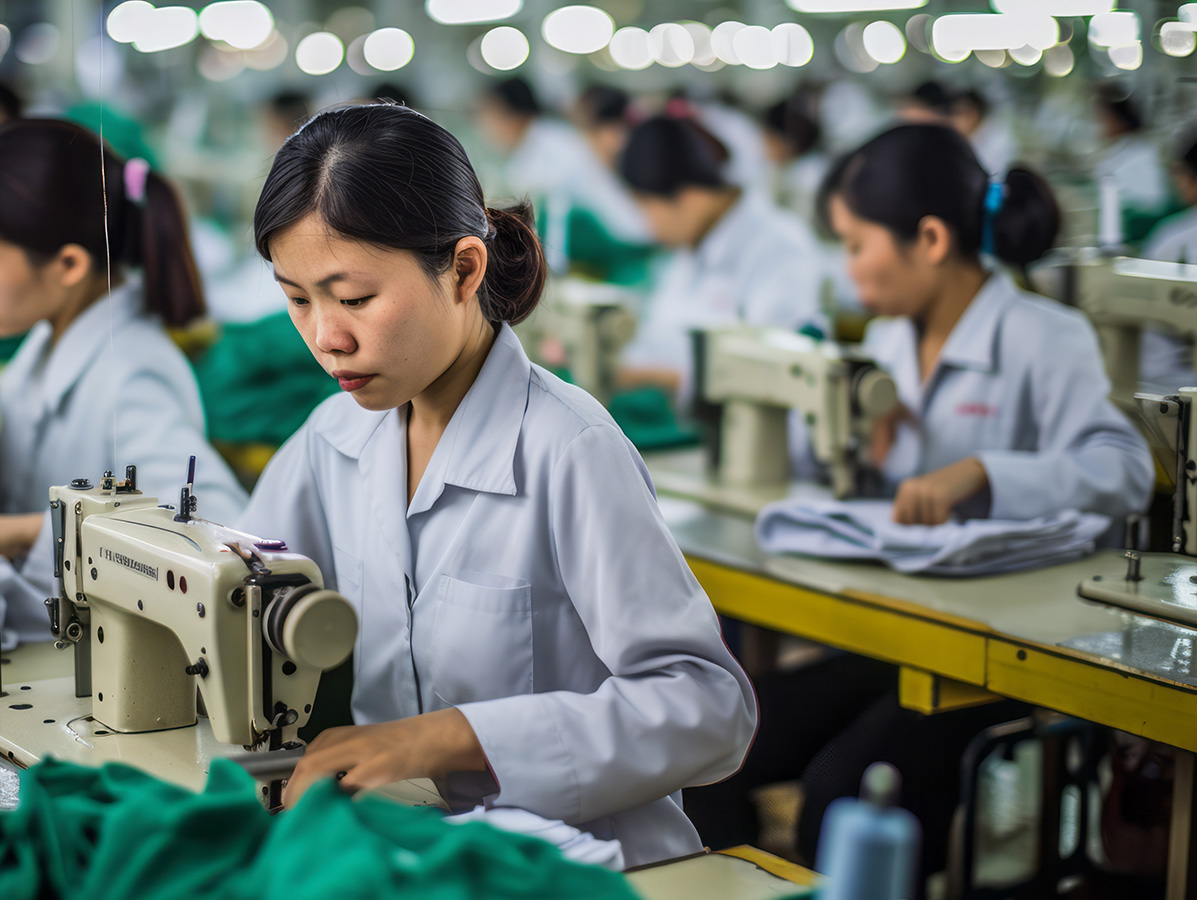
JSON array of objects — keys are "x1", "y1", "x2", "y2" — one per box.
[
  {"x1": 688, "y1": 125, "x2": 1154, "y2": 895},
  {"x1": 951, "y1": 88, "x2": 1015, "y2": 177},
  {"x1": 822, "y1": 123, "x2": 1154, "y2": 525},
  {"x1": 1138, "y1": 130, "x2": 1197, "y2": 386},
  {"x1": 0, "y1": 119, "x2": 246, "y2": 646},
  {"x1": 1093, "y1": 83, "x2": 1168, "y2": 213},
  {"x1": 236, "y1": 104, "x2": 756, "y2": 867},
  {"x1": 617, "y1": 115, "x2": 828, "y2": 400},
  {"x1": 476, "y1": 77, "x2": 650, "y2": 246}
]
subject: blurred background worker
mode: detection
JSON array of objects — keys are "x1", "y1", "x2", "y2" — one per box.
[
  {"x1": 616, "y1": 114, "x2": 828, "y2": 400},
  {"x1": 1093, "y1": 82, "x2": 1169, "y2": 215}
]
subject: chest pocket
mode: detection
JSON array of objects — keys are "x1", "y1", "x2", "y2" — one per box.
[{"x1": 428, "y1": 571, "x2": 533, "y2": 707}]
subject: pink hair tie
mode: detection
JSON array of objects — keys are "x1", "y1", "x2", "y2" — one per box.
[{"x1": 124, "y1": 157, "x2": 150, "y2": 205}]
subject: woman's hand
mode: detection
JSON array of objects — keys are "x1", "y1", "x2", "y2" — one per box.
[
  {"x1": 891, "y1": 458, "x2": 989, "y2": 525},
  {"x1": 0, "y1": 513, "x2": 45, "y2": 560},
  {"x1": 284, "y1": 708, "x2": 487, "y2": 808}
]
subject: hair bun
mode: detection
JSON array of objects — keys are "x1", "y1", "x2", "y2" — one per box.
[{"x1": 480, "y1": 201, "x2": 546, "y2": 326}]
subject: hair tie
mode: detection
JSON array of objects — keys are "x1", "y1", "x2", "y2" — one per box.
[
  {"x1": 124, "y1": 157, "x2": 150, "y2": 206},
  {"x1": 980, "y1": 177, "x2": 1006, "y2": 257}
]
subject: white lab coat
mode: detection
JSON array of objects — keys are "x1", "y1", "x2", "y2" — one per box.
[
  {"x1": 1139, "y1": 207, "x2": 1197, "y2": 386},
  {"x1": 1095, "y1": 134, "x2": 1168, "y2": 211},
  {"x1": 238, "y1": 324, "x2": 756, "y2": 867},
  {"x1": 0, "y1": 283, "x2": 247, "y2": 646},
  {"x1": 860, "y1": 272, "x2": 1154, "y2": 521},
  {"x1": 624, "y1": 192, "x2": 830, "y2": 396},
  {"x1": 504, "y1": 118, "x2": 650, "y2": 245}
]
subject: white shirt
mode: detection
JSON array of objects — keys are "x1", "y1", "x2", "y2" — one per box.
[
  {"x1": 1139, "y1": 208, "x2": 1197, "y2": 386},
  {"x1": 624, "y1": 192, "x2": 830, "y2": 393},
  {"x1": 1095, "y1": 134, "x2": 1168, "y2": 211},
  {"x1": 0, "y1": 283, "x2": 247, "y2": 645},
  {"x1": 862, "y1": 273, "x2": 1154, "y2": 521},
  {"x1": 505, "y1": 119, "x2": 650, "y2": 245},
  {"x1": 238, "y1": 324, "x2": 756, "y2": 867},
  {"x1": 970, "y1": 117, "x2": 1016, "y2": 177}
]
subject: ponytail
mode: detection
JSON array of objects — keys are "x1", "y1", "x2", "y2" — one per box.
[
  {"x1": 137, "y1": 171, "x2": 205, "y2": 326},
  {"x1": 990, "y1": 167, "x2": 1060, "y2": 269},
  {"x1": 480, "y1": 202, "x2": 545, "y2": 326}
]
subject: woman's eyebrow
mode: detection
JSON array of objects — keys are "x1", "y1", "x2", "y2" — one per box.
[{"x1": 272, "y1": 270, "x2": 367, "y2": 289}]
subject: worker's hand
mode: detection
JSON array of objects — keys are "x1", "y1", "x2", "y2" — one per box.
[
  {"x1": 0, "y1": 512, "x2": 45, "y2": 560},
  {"x1": 283, "y1": 708, "x2": 487, "y2": 808},
  {"x1": 891, "y1": 458, "x2": 989, "y2": 526},
  {"x1": 869, "y1": 403, "x2": 913, "y2": 468}
]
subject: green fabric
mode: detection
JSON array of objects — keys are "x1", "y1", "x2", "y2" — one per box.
[
  {"x1": 564, "y1": 208, "x2": 657, "y2": 288},
  {"x1": 63, "y1": 103, "x2": 161, "y2": 170},
  {"x1": 192, "y1": 312, "x2": 338, "y2": 446},
  {"x1": 0, "y1": 758, "x2": 639, "y2": 900},
  {"x1": 0, "y1": 332, "x2": 26, "y2": 365},
  {"x1": 1122, "y1": 198, "x2": 1187, "y2": 251},
  {"x1": 607, "y1": 387, "x2": 699, "y2": 452}
]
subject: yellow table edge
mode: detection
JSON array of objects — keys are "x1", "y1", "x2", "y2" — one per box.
[{"x1": 717, "y1": 845, "x2": 819, "y2": 888}]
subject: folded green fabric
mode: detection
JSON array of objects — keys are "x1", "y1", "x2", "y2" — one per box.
[{"x1": 0, "y1": 758, "x2": 638, "y2": 900}]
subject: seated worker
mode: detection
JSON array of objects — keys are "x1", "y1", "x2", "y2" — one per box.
[
  {"x1": 687, "y1": 124, "x2": 1154, "y2": 897},
  {"x1": 1093, "y1": 82, "x2": 1168, "y2": 215},
  {"x1": 236, "y1": 103, "x2": 757, "y2": 867},
  {"x1": 0, "y1": 119, "x2": 247, "y2": 646},
  {"x1": 1138, "y1": 129, "x2": 1197, "y2": 386},
  {"x1": 616, "y1": 115, "x2": 828, "y2": 401}
]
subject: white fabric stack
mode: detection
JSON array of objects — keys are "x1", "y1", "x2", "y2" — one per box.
[
  {"x1": 755, "y1": 499, "x2": 1110, "y2": 576},
  {"x1": 445, "y1": 806, "x2": 626, "y2": 871}
]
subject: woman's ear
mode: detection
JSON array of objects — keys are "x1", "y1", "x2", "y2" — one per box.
[
  {"x1": 915, "y1": 215, "x2": 953, "y2": 266},
  {"x1": 452, "y1": 236, "x2": 487, "y2": 305},
  {"x1": 45, "y1": 244, "x2": 95, "y2": 288}
]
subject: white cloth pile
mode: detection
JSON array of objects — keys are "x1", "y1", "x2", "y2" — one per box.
[
  {"x1": 445, "y1": 806, "x2": 625, "y2": 871},
  {"x1": 755, "y1": 499, "x2": 1110, "y2": 576}
]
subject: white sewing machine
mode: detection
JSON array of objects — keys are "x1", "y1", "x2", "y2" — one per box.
[
  {"x1": 1078, "y1": 387, "x2": 1197, "y2": 625},
  {"x1": 692, "y1": 327, "x2": 898, "y2": 501},
  {"x1": 1033, "y1": 250, "x2": 1197, "y2": 397},
  {"x1": 516, "y1": 277, "x2": 637, "y2": 406}
]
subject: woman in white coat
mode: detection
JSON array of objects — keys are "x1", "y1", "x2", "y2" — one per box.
[
  {"x1": 0, "y1": 119, "x2": 246, "y2": 646},
  {"x1": 236, "y1": 103, "x2": 756, "y2": 867},
  {"x1": 688, "y1": 124, "x2": 1154, "y2": 896},
  {"x1": 616, "y1": 115, "x2": 828, "y2": 402}
]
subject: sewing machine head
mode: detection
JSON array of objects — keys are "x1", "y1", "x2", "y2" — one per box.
[
  {"x1": 693, "y1": 326, "x2": 898, "y2": 499},
  {"x1": 1077, "y1": 387, "x2": 1197, "y2": 626},
  {"x1": 45, "y1": 462, "x2": 356, "y2": 753}
]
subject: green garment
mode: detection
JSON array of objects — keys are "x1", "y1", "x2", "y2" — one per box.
[
  {"x1": 192, "y1": 312, "x2": 338, "y2": 447},
  {"x1": 607, "y1": 387, "x2": 699, "y2": 452},
  {"x1": 0, "y1": 758, "x2": 639, "y2": 900}
]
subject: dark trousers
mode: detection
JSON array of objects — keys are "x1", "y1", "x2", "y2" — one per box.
[{"x1": 684, "y1": 653, "x2": 1028, "y2": 895}]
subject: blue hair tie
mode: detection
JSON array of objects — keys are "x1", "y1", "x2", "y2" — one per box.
[{"x1": 980, "y1": 178, "x2": 1006, "y2": 257}]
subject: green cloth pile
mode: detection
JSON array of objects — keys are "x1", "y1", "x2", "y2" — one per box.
[{"x1": 0, "y1": 758, "x2": 638, "y2": 900}]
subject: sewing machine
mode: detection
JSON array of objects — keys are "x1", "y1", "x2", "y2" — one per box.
[
  {"x1": 1078, "y1": 386, "x2": 1197, "y2": 625},
  {"x1": 516, "y1": 278, "x2": 637, "y2": 406},
  {"x1": 692, "y1": 327, "x2": 898, "y2": 501},
  {"x1": 44, "y1": 461, "x2": 357, "y2": 757},
  {"x1": 1033, "y1": 250, "x2": 1197, "y2": 397}
]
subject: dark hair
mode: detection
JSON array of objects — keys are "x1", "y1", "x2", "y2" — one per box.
[
  {"x1": 578, "y1": 85, "x2": 629, "y2": 126},
  {"x1": 764, "y1": 97, "x2": 821, "y2": 158},
  {"x1": 618, "y1": 115, "x2": 730, "y2": 197},
  {"x1": 818, "y1": 124, "x2": 1059, "y2": 269},
  {"x1": 0, "y1": 118, "x2": 204, "y2": 326},
  {"x1": 907, "y1": 81, "x2": 954, "y2": 117},
  {"x1": 1095, "y1": 82, "x2": 1142, "y2": 133},
  {"x1": 1177, "y1": 129, "x2": 1197, "y2": 177},
  {"x1": 254, "y1": 103, "x2": 545, "y2": 326},
  {"x1": 0, "y1": 83, "x2": 22, "y2": 120},
  {"x1": 486, "y1": 78, "x2": 541, "y2": 117},
  {"x1": 954, "y1": 88, "x2": 989, "y2": 120}
]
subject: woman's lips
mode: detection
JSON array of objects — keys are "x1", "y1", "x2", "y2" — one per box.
[{"x1": 332, "y1": 371, "x2": 375, "y2": 392}]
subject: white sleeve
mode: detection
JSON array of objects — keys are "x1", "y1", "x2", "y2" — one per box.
[
  {"x1": 742, "y1": 235, "x2": 830, "y2": 337},
  {"x1": 976, "y1": 315, "x2": 1155, "y2": 521},
  {"x1": 457, "y1": 424, "x2": 757, "y2": 823}
]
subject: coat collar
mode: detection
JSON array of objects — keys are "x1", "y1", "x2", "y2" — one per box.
[{"x1": 935, "y1": 270, "x2": 1013, "y2": 374}]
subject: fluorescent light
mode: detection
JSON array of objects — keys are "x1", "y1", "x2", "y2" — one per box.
[
  {"x1": 1109, "y1": 40, "x2": 1142, "y2": 69},
  {"x1": 990, "y1": 0, "x2": 1113, "y2": 14},
  {"x1": 788, "y1": 0, "x2": 926, "y2": 11},
  {"x1": 683, "y1": 23, "x2": 717, "y2": 66},
  {"x1": 1161, "y1": 21, "x2": 1196, "y2": 57},
  {"x1": 836, "y1": 21, "x2": 880, "y2": 69},
  {"x1": 975, "y1": 48, "x2": 1008, "y2": 67},
  {"x1": 199, "y1": 1, "x2": 273, "y2": 50},
  {"x1": 711, "y1": 21, "x2": 747, "y2": 64},
  {"x1": 1182, "y1": 4, "x2": 1197, "y2": 26},
  {"x1": 425, "y1": 0, "x2": 521, "y2": 26},
  {"x1": 1088, "y1": 11, "x2": 1139, "y2": 47},
  {"x1": 295, "y1": 31, "x2": 343, "y2": 74},
  {"x1": 107, "y1": 1, "x2": 153, "y2": 43},
  {"x1": 480, "y1": 25, "x2": 528, "y2": 70},
  {"x1": 772, "y1": 22, "x2": 814, "y2": 66},
  {"x1": 732, "y1": 24, "x2": 778, "y2": 69},
  {"x1": 363, "y1": 27, "x2": 414, "y2": 71},
  {"x1": 244, "y1": 29, "x2": 287, "y2": 69},
  {"x1": 649, "y1": 23, "x2": 694, "y2": 67},
  {"x1": 1044, "y1": 42, "x2": 1074, "y2": 75},
  {"x1": 542, "y1": 6, "x2": 614, "y2": 55},
  {"x1": 609, "y1": 26, "x2": 652, "y2": 69},
  {"x1": 0, "y1": 25, "x2": 10, "y2": 61},
  {"x1": 1008, "y1": 43, "x2": 1042, "y2": 65},
  {"x1": 131, "y1": 7, "x2": 198, "y2": 53},
  {"x1": 862, "y1": 20, "x2": 905, "y2": 63},
  {"x1": 932, "y1": 13, "x2": 1058, "y2": 54}
]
